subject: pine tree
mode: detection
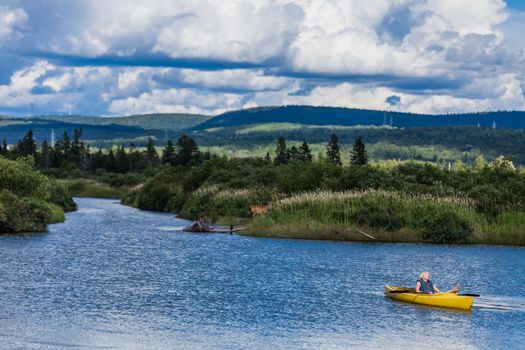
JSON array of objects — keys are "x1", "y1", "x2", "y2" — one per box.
[
  {"x1": 162, "y1": 140, "x2": 176, "y2": 165},
  {"x1": 17, "y1": 130, "x2": 37, "y2": 156},
  {"x1": 298, "y1": 141, "x2": 312, "y2": 163},
  {"x1": 350, "y1": 136, "x2": 368, "y2": 165},
  {"x1": 289, "y1": 145, "x2": 300, "y2": 162},
  {"x1": 274, "y1": 137, "x2": 289, "y2": 165},
  {"x1": 115, "y1": 146, "x2": 129, "y2": 173},
  {"x1": 144, "y1": 137, "x2": 159, "y2": 168},
  {"x1": 105, "y1": 149, "x2": 118, "y2": 172},
  {"x1": 326, "y1": 134, "x2": 341, "y2": 166},
  {"x1": 71, "y1": 128, "x2": 83, "y2": 166},
  {"x1": 0, "y1": 138, "x2": 8, "y2": 156},
  {"x1": 39, "y1": 140, "x2": 51, "y2": 168},
  {"x1": 174, "y1": 135, "x2": 199, "y2": 166}
]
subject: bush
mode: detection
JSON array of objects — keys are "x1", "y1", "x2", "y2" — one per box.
[
  {"x1": 417, "y1": 209, "x2": 473, "y2": 243},
  {"x1": 0, "y1": 190, "x2": 51, "y2": 233},
  {"x1": 48, "y1": 180, "x2": 77, "y2": 211}
]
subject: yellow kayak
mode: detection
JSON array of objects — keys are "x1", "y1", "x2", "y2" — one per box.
[{"x1": 384, "y1": 285, "x2": 474, "y2": 310}]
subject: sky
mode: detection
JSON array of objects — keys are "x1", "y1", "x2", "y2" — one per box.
[{"x1": 0, "y1": 0, "x2": 525, "y2": 117}]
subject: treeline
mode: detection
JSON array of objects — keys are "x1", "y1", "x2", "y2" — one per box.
[{"x1": 0, "y1": 129, "x2": 204, "y2": 176}]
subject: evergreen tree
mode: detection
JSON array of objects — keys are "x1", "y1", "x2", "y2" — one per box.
[
  {"x1": 289, "y1": 145, "x2": 300, "y2": 162},
  {"x1": 91, "y1": 149, "x2": 106, "y2": 172},
  {"x1": 57, "y1": 131, "x2": 71, "y2": 161},
  {"x1": 144, "y1": 137, "x2": 159, "y2": 168},
  {"x1": 105, "y1": 149, "x2": 118, "y2": 172},
  {"x1": 115, "y1": 146, "x2": 129, "y2": 173},
  {"x1": 71, "y1": 128, "x2": 83, "y2": 166},
  {"x1": 350, "y1": 136, "x2": 368, "y2": 165},
  {"x1": 326, "y1": 134, "x2": 342, "y2": 166},
  {"x1": 174, "y1": 135, "x2": 199, "y2": 166},
  {"x1": 0, "y1": 138, "x2": 8, "y2": 156},
  {"x1": 162, "y1": 140, "x2": 176, "y2": 165},
  {"x1": 298, "y1": 141, "x2": 313, "y2": 163},
  {"x1": 16, "y1": 130, "x2": 37, "y2": 157},
  {"x1": 274, "y1": 137, "x2": 289, "y2": 165},
  {"x1": 39, "y1": 140, "x2": 51, "y2": 168}
]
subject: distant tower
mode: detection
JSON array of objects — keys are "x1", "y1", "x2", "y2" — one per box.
[
  {"x1": 390, "y1": 115, "x2": 394, "y2": 127},
  {"x1": 50, "y1": 129, "x2": 56, "y2": 147},
  {"x1": 30, "y1": 102, "x2": 34, "y2": 117},
  {"x1": 492, "y1": 120, "x2": 496, "y2": 129}
]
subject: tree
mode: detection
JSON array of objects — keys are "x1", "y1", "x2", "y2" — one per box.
[
  {"x1": 162, "y1": 140, "x2": 176, "y2": 165},
  {"x1": 298, "y1": 141, "x2": 313, "y2": 163},
  {"x1": 274, "y1": 137, "x2": 289, "y2": 165},
  {"x1": 70, "y1": 128, "x2": 83, "y2": 166},
  {"x1": 472, "y1": 155, "x2": 487, "y2": 172},
  {"x1": 115, "y1": 146, "x2": 129, "y2": 173},
  {"x1": 105, "y1": 149, "x2": 118, "y2": 172},
  {"x1": 144, "y1": 137, "x2": 159, "y2": 168},
  {"x1": 350, "y1": 136, "x2": 368, "y2": 165},
  {"x1": 289, "y1": 145, "x2": 300, "y2": 162},
  {"x1": 326, "y1": 134, "x2": 342, "y2": 166},
  {"x1": 16, "y1": 130, "x2": 37, "y2": 157},
  {"x1": 39, "y1": 140, "x2": 51, "y2": 169},
  {"x1": 174, "y1": 135, "x2": 199, "y2": 166},
  {"x1": 0, "y1": 138, "x2": 8, "y2": 157},
  {"x1": 489, "y1": 156, "x2": 516, "y2": 172}
]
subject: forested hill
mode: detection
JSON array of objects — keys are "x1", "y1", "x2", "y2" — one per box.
[
  {"x1": 190, "y1": 106, "x2": 525, "y2": 130},
  {"x1": 31, "y1": 113, "x2": 210, "y2": 131}
]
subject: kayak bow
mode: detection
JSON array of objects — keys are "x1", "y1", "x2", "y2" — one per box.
[{"x1": 384, "y1": 285, "x2": 474, "y2": 310}]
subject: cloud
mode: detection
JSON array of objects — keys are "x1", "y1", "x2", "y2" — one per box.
[
  {"x1": 0, "y1": 5, "x2": 27, "y2": 42},
  {"x1": 0, "y1": 0, "x2": 524, "y2": 116}
]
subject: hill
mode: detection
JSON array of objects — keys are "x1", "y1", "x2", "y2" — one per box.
[
  {"x1": 31, "y1": 113, "x2": 210, "y2": 131},
  {"x1": 191, "y1": 105, "x2": 525, "y2": 130}
]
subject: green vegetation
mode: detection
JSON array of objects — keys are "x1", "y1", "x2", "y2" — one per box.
[
  {"x1": 2, "y1": 126, "x2": 524, "y2": 245},
  {"x1": 0, "y1": 156, "x2": 75, "y2": 233}
]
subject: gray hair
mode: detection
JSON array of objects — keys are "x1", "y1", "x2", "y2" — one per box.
[{"x1": 419, "y1": 271, "x2": 430, "y2": 279}]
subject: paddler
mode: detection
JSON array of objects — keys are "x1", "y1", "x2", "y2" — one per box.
[{"x1": 416, "y1": 271, "x2": 459, "y2": 294}]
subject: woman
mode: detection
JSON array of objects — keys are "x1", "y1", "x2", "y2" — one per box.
[{"x1": 416, "y1": 271, "x2": 459, "y2": 294}]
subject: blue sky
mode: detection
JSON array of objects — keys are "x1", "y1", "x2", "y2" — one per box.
[{"x1": 0, "y1": 0, "x2": 524, "y2": 116}]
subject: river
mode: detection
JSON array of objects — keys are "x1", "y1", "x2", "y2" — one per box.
[{"x1": 1, "y1": 198, "x2": 524, "y2": 349}]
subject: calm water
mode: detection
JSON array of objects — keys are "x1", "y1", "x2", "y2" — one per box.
[{"x1": 1, "y1": 198, "x2": 524, "y2": 350}]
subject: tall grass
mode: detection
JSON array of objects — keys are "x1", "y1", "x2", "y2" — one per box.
[{"x1": 247, "y1": 189, "x2": 524, "y2": 245}]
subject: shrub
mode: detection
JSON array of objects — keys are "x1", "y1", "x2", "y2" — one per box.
[{"x1": 417, "y1": 209, "x2": 473, "y2": 243}]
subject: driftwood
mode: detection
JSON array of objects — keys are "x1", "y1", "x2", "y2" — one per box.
[
  {"x1": 183, "y1": 220, "x2": 246, "y2": 233},
  {"x1": 183, "y1": 220, "x2": 213, "y2": 232}
]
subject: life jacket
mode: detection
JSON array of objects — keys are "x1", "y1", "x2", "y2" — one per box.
[{"x1": 418, "y1": 279, "x2": 435, "y2": 293}]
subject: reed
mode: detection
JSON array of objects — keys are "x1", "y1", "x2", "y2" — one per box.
[{"x1": 248, "y1": 189, "x2": 524, "y2": 245}]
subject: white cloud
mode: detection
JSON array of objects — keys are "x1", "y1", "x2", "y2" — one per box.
[
  {"x1": 0, "y1": 5, "x2": 27, "y2": 42},
  {"x1": 108, "y1": 88, "x2": 243, "y2": 115},
  {"x1": 1, "y1": 0, "x2": 524, "y2": 116}
]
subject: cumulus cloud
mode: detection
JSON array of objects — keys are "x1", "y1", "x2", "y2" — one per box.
[
  {"x1": 0, "y1": 0, "x2": 524, "y2": 116},
  {"x1": 0, "y1": 5, "x2": 27, "y2": 42}
]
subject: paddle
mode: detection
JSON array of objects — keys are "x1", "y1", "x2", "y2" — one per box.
[{"x1": 387, "y1": 290, "x2": 480, "y2": 297}]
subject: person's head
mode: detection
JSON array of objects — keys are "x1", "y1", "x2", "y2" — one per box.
[{"x1": 419, "y1": 271, "x2": 430, "y2": 280}]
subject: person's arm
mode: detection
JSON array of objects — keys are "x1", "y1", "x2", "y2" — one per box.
[
  {"x1": 415, "y1": 281, "x2": 422, "y2": 293},
  {"x1": 433, "y1": 285, "x2": 441, "y2": 293}
]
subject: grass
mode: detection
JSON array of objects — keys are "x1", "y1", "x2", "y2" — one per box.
[
  {"x1": 245, "y1": 190, "x2": 525, "y2": 245},
  {"x1": 48, "y1": 203, "x2": 66, "y2": 223},
  {"x1": 59, "y1": 179, "x2": 126, "y2": 199}
]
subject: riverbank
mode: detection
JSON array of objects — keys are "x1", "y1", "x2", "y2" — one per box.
[{"x1": 0, "y1": 157, "x2": 76, "y2": 234}]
